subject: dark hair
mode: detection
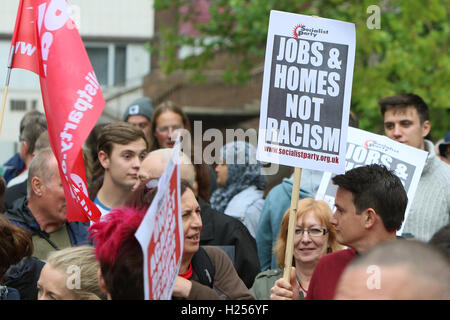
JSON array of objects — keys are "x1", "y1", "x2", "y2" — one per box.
[
  {"x1": 0, "y1": 215, "x2": 33, "y2": 281},
  {"x1": 85, "y1": 123, "x2": 108, "y2": 181},
  {"x1": 332, "y1": 164, "x2": 407, "y2": 232},
  {"x1": 194, "y1": 163, "x2": 211, "y2": 203},
  {"x1": 92, "y1": 122, "x2": 149, "y2": 183},
  {"x1": 149, "y1": 101, "x2": 191, "y2": 152},
  {"x1": 378, "y1": 93, "x2": 429, "y2": 124},
  {"x1": 19, "y1": 110, "x2": 45, "y2": 134},
  {"x1": 20, "y1": 116, "x2": 47, "y2": 155},
  {"x1": 429, "y1": 224, "x2": 450, "y2": 261},
  {"x1": 97, "y1": 122, "x2": 149, "y2": 156},
  {"x1": 349, "y1": 110, "x2": 359, "y2": 128}
]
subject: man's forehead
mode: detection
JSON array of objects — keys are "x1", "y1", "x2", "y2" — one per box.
[
  {"x1": 111, "y1": 139, "x2": 147, "y2": 152},
  {"x1": 335, "y1": 187, "x2": 354, "y2": 205},
  {"x1": 140, "y1": 153, "x2": 166, "y2": 178},
  {"x1": 384, "y1": 106, "x2": 419, "y2": 120}
]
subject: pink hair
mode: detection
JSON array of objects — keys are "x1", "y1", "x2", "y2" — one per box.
[{"x1": 88, "y1": 207, "x2": 145, "y2": 266}]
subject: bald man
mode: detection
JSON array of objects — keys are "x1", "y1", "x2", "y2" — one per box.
[
  {"x1": 133, "y1": 149, "x2": 260, "y2": 288},
  {"x1": 132, "y1": 148, "x2": 195, "y2": 191},
  {"x1": 335, "y1": 240, "x2": 450, "y2": 300}
]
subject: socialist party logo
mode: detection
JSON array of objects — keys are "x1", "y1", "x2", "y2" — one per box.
[{"x1": 293, "y1": 24, "x2": 329, "y2": 38}]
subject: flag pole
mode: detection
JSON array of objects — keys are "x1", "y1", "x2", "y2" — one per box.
[
  {"x1": 1, "y1": 0, "x2": 26, "y2": 132},
  {"x1": 0, "y1": 46, "x2": 15, "y2": 132},
  {"x1": 283, "y1": 167, "x2": 302, "y2": 282}
]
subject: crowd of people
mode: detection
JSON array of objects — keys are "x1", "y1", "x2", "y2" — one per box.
[{"x1": 0, "y1": 93, "x2": 449, "y2": 300}]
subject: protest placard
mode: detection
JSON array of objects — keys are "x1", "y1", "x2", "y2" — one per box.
[
  {"x1": 135, "y1": 141, "x2": 184, "y2": 300},
  {"x1": 316, "y1": 127, "x2": 428, "y2": 235},
  {"x1": 257, "y1": 10, "x2": 356, "y2": 174}
]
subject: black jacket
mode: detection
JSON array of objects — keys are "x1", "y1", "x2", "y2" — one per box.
[
  {"x1": 3, "y1": 179, "x2": 27, "y2": 212},
  {"x1": 3, "y1": 257, "x2": 45, "y2": 300},
  {"x1": 198, "y1": 197, "x2": 260, "y2": 288}
]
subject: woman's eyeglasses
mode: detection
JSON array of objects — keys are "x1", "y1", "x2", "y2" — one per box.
[{"x1": 295, "y1": 227, "x2": 328, "y2": 237}]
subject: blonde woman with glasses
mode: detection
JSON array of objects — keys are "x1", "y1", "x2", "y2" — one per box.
[{"x1": 251, "y1": 198, "x2": 343, "y2": 300}]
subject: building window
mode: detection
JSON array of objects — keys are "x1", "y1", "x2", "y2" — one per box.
[
  {"x1": 86, "y1": 44, "x2": 127, "y2": 87},
  {"x1": 10, "y1": 99, "x2": 27, "y2": 111},
  {"x1": 114, "y1": 46, "x2": 127, "y2": 86},
  {"x1": 86, "y1": 47, "x2": 109, "y2": 85}
]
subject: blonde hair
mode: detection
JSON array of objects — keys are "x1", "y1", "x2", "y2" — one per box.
[
  {"x1": 46, "y1": 245, "x2": 106, "y2": 300},
  {"x1": 274, "y1": 198, "x2": 344, "y2": 269}
]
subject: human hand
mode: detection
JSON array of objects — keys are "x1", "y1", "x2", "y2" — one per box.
[
  {"x1": 172, "y1": 276, "x2": 192, "y2": 298},
  {"x1": 270, "y1": 267, "x2": 300, "y2": 300}
]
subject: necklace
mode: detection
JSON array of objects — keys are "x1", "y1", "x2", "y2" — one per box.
[{"x1": 299, "y1": 280, "x2": 308, "y2": 295}]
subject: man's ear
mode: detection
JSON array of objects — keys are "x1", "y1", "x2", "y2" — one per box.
[
  {"x1": 31, "y1": 176, "x2": 44, "y2": 197},
  {"x1": 97, "y1": 267, "x2": 111, "y2": 300},
  {"x1": 19, "y1": 141, "x2": 29, "y2": 159},
  {"x1": 98, "y1": 150, "x2": 109, "y2": 170},
  {"x1": 363, "y1": 208, "x2": 377, "y2": 229},
  {"x1": 421, "y1": 120, "x2": 431, "y2": 138}
]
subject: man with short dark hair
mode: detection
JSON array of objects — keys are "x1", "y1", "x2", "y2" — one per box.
[
  {"x1": 7, "y1": 113, "x2": 47, "y2": 188},
  {"x1": 270, "y1": 164, "x2": 407, "y2": 300},
  {"x1": 93, "y1": 122, "x2": 149, "y2": 218},
  {"x1": 379, "y1": 93, "x2": 450, "y2": 241},
  {"x1": 3, "y1": 130, "x2": 50, "y2": 211},
  {"x1": 2, "y1": 110, "x2": 45, "y2": 184}
]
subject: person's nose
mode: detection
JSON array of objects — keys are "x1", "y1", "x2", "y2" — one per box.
[
  {"x1": 330, "y1": 214, "x2": 337, "y2": 226},
  {"x1": 392, "y1": 124, "x2": 402, "y2": 139},
  {"x1": 192, "y1": 214, "x2": 202, "y2": 229},
  {"x1": 301, "y1": 231, "x2": 312, "y2": 243},
  {"x1": 132, "y1": 155, "x2": 141, "y2": 168}
]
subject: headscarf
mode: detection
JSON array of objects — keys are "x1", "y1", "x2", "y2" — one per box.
[{"x1": 210, "y1": 141, "x2": 266, "y2": 213}]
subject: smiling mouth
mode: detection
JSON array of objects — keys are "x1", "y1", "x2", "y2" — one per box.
[
  {"x1": 300, "y1": 248, "x2": 316, "y2": 251},
  {"x1": 186, "y1": 234, "x2": 200, "y2": 241}
]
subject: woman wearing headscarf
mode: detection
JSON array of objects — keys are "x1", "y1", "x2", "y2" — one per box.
[{"x1": 210, "y1": 141, "x2": 266, "y2": 238}]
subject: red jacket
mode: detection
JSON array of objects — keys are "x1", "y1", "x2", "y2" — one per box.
[{"x1": 306, "y1": 248, "x2": 357, "y2": 300}]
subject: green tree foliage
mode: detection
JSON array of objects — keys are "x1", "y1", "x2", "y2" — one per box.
[{"x1": 153, "y1": 0, "x2": 449, "y2": 139}]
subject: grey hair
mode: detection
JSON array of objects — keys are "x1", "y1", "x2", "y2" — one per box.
[{"x1": 27, "y1": 148, "x2": 57, "y2": 198}]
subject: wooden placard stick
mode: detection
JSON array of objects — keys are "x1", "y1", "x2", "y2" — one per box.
[{"x1": 283, "y1": 167, "x2": 302, "y2": 281}]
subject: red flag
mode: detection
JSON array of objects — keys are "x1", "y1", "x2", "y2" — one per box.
[
  {"x1": 10, "y1": 0, "x2": 39, "y2": 74},
  {"x1": 10, "y1": 0, "x2": 103, "y2": 222}
]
